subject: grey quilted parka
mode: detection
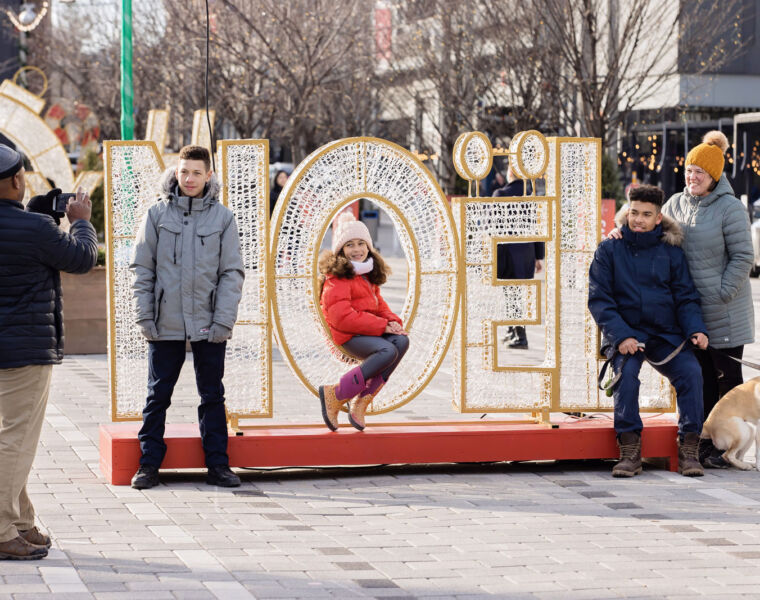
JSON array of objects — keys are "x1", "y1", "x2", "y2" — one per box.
[
  {"x1": 662, "y1": 174, "x2": 754, "y2": 349},
  {"x1": 130, "y1": 168, "x2": 244, "y2": 341}
]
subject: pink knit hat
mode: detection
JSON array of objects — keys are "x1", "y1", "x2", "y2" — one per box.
[{"x1": 331, "y1": 211, "x2": 374, "y2": 254}]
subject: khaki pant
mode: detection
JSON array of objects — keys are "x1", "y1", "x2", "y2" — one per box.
[{"x1": 0, "y1": 364, "x2": 52, "y2": 542}]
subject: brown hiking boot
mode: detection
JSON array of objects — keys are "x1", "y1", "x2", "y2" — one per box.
[
  {"x1": 348, "y1": 377, "x2": 385, "y2": 431},
  {"x1": 612, "y1": 432, "x2": 642, "y2": 477},
  {"x1": 0, "y1": 535, "x2": 48, "y2": 560},
  {"x1": 348, "y1": 394, "x2": 372, "y2": 431},
  {"x1": 318, "y1": 367, "x2": 366, "y2": 431},
  {"x1": 19, "y1": 527, "x2": 51, "y2": 549},
  {"x1": 678, "y1": 432, "x2": 704, "y2": 477},
  {"x1": 318, "y1": 384, "x2": 347, "y2": 431}
]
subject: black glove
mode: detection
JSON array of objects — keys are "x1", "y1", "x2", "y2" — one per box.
[{"x1": 26, "y1": 188, "x2": 62, "y2": 224}]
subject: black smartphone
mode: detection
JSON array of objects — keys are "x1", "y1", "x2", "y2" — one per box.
[{"x1": 54, "y1": 193, "x2": 76, "y2": 214}]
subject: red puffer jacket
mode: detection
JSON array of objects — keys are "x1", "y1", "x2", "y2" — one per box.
[{"x1": 320, "y1": 274, "x2": 402, "y2": 345}]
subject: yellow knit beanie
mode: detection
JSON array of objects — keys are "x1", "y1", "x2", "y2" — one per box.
[{"x1": 685, "y1": 130, "x2": 729, "y2": 182}]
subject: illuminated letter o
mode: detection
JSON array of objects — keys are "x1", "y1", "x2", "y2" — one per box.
[{"x1": 270, "y1": 137, "x2": 460, "y2": 414}]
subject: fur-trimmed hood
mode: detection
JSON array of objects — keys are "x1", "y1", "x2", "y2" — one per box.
[
  {"x1": 614, "y1": 205, "x2": 684, "y2": 247},
  {"x1": 158, "y1": 166, "x2": 220, "y2": 210}
]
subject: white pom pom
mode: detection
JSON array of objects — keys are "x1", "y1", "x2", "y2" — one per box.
[
  {"x1": 702, "y1": 130, "x2": 729, "y2": 154},
  {"x1": 335, "y1": 211, "x2": 356, "y2": 226}
]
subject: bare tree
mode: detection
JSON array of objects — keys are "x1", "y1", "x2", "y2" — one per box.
[
  {"x1": 216, "y1": 0, "x2": 379, "y2": 163},
  {"x1": 25, "y1": 6, "x2": 176, "y2": 142},
  {"x1": 478, "y1": 1, "x2": 567, "y2": 136},
  {"x1": 383, "y1": 0, "x2": 504, "y2": 193},
  {"x1": 22, "y1": 0, "x2": 752, "y2": 185},
  {"x1": 539, "y1": 0, "x2": 750, "y2": 146}
]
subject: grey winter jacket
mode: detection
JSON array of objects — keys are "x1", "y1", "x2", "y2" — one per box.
[
  {"x1": 130, "y1": 168, "x2": 244, "y2": 341},
  {"x1": 662, "y1": 174, "x2": 754, "y2": 348}
]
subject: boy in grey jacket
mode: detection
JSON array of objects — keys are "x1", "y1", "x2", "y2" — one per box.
[{"x1": 129, "y1": 145, "x2": 244, "y2": 489}]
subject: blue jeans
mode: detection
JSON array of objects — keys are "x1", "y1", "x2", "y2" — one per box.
[
  {"x1": 139, "y1": 340, "x2": 229, "y2": 467},
  {"x1": 611, "y1": 345, "x2": 703, "y2": 437}
]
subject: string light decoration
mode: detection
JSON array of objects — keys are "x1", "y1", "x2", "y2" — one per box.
[
  {"x1": 105, "y1": 130, "x2": 675, "y2": 424},
  {"x1": 6, "y1": 2, "x2": 49, "y2": 32},
  {"x1": 270, "y1": 137, "x2": 460, "y2": 415},
  {"x1": 0, "y1": 76, "x2": 75, "y2": 191},
  {"x1": 104, "y1": 139, "x2": 272, "y2": 421},
  {"x1": 452, "y1": 130, "x2": 673, "y2": 415}
]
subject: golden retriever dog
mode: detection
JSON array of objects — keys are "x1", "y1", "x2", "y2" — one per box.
[{"x1": 701, "y1": 376, "x2": 760, "y2": 471}]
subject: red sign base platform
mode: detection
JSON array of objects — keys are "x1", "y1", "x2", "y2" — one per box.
[{"x1": 99, "y1": 417, "x2": 680, "y2": 485}]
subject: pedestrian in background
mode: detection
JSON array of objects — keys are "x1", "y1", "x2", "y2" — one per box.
[
  {"x1": 0, "y1": 144, "x2": 97, "y2": 559},
  {"x1": 493, "y1": 164, "x2": 544, "y2": 349},
  {"x1": 270, "y1": 169, "x2": 289, "y2": 215}
]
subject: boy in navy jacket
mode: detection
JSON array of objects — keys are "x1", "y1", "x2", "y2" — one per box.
[{"x1": 588, "y1": 185, "x2": 708, "y2": 478}]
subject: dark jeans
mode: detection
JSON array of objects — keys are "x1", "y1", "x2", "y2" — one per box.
[
  {"x1": 342, "y1": 334, "x2": 410, "y2": 382},
  {"x1": 694, "y1": 345, "x2": 744, "y2": 419},
  {"x1": 139, "y1": 340, "x2": 229, "y2": 468},
  {"x1": 611, "y1": 346, "x2": 703, "y2": 437}
]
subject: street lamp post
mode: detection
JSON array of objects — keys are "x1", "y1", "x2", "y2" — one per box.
[
  {"x1": 5, "y1": 2, "x2": 50, "y2": 88},
  {"x1": 120, "y1": 0, "x2": 133, "y2": 140}
]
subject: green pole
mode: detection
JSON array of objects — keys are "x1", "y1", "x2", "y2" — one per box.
[{"x1": 120, "y1": 0, "x2": 134, "y2": 140}]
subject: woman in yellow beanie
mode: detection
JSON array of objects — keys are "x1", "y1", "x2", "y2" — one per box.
[{"x1": 609, "y1": 130, "x2": 754, "y2": 468}]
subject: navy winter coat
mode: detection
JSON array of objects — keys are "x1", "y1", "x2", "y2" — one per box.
[
  {"x1": 492, "y1": 179, "x2": 545, "y2": 279},
  {"x1": 0, "y1": 198, "x2": 98, "y2": 368},
  {"x1": 588, "y1": 216, "x2": 707, "y2": 354}
]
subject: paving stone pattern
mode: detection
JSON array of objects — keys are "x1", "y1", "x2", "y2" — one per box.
[{"x1": 3, "y1": 265, "x2": 760, "y2": 598}]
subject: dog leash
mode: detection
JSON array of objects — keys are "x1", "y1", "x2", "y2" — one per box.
[
  {"x1": 599, "y1": 340, "x2": 760, "y2": 395},
  {"x1": 707, "y1": 346, "x2": 760, "y2": 374},
  {"x1": 598, "y1": 339, "x2": 687, "y2": 395}
]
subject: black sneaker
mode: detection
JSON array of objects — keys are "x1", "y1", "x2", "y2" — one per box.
[
  {"x1": 699, "y1": 437, "x2": 729, "y2": 469},
  {"x1": 703, "y1": 454, "x2": 729, "y2": 469},
  {"x1": 507, "y1": 340, "x2": 529, "y2": 349},
  {"x1": 131, "y1": 465, "x2": 160, "y2": 489},
  {"x1": 206, "y1": 465, "x2": 241, "y2": 487}
]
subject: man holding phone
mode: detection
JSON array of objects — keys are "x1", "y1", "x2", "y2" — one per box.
[{"x1": 0, "y1": 143, "x2": 97, "y2": 559}]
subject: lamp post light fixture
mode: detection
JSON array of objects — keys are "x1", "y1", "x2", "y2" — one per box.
[
  {"x1": 5, "y1": 2, "x2": 49, "y2": 32},
  {"x1": 5, "y1": 2, "x2": 51, "y2": 90}
]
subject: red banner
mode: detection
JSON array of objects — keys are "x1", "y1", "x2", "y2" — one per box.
[
  {"x1": 375, "y1": 8, "x2": 392, "y2": 61},
  {"x1": 600, "y1": 198, "x2": 617, "y2": 237}
]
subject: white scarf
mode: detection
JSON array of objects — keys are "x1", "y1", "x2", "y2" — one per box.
[{"x1": 351, "y1": 257, "x2": 374, "y2": 275}]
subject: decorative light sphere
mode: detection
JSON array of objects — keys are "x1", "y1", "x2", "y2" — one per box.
[{"x1": 18, "y1": 3, "x2": 36, "y2": 25}]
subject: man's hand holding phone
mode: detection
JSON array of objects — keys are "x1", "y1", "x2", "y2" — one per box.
[{"x1": 65, "y1": 186, "x2": 92, "y2": 223}]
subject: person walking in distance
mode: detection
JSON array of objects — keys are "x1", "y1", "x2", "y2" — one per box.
[{"x1": 129, "y1": 145, "x2": 244, "y2": 489}]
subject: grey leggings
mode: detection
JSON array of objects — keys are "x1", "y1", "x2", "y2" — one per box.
[{"x1": 341, "y1": 334, "x2": 410, "y2": 382}]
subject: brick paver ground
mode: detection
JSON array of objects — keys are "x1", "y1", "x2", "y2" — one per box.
[{"x1": 3, "y1": 265, "x2": 760, "y2": 599}]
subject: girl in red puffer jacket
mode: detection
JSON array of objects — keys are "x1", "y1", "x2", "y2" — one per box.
[{"x1": 317, "y1": 212, "x2": 409, "y2": 431}]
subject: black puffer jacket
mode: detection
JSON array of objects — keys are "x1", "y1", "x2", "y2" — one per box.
[{"x1": 0, "y1": 198, "x2": 98, "y2": 368}]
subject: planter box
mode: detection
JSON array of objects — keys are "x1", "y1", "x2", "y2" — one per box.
[{"x1": 61, "y1": 265, "x2": 107, "y2": 354}]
